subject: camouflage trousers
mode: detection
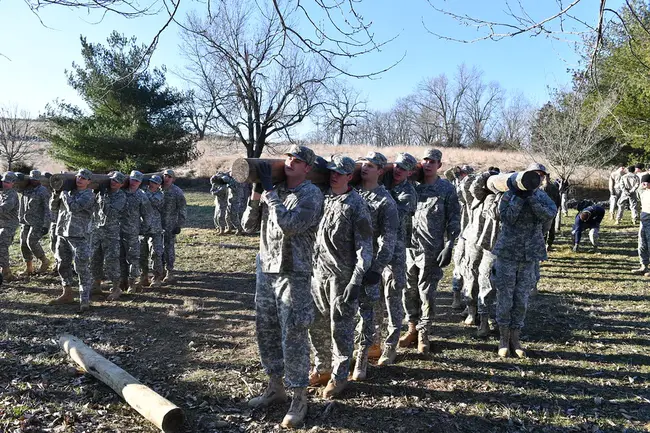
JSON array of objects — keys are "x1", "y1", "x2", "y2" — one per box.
[
  {"x1": 356, "y1": 281, "x2": 380, "y2": 350},
  {"x1": 213, "y1": 196, "x2": 228, "y2": 230},
  {"x1": 617, "y1": 194, "x2": 639, "y2": 223},
  {"x1": 0, "y1": 225, "x2": 18, "y2": 269},
  {"x1": 90, "y1": 232, "x2": 121, "y2": 282},
  {"x1": 226, "y1": 199, "x2": 242, "y2": 231},
  {"x1": 377, "y1": 250, "x2": 406, "y2": 347},
  {"x1": 20, "y1": 224, "x2": 46, "y2": 261},
  {"x1": 638, "y1": 219, "x2": 650, "y2": 265},
  {"x1": 404, "y1": 249, "x2": 443, "y2": 333},
  {"x1": 163, "y1": 231, "x2": 176, "y2": 271},
  {"x1": 492, "y1": 258, "x2": 536, "y2": 329},
  {"x1": 55, "y1": 236, "x2": 92, "y2": 303},
  {"x1": 120, "y1": 233, "x2": 141, "y2": 280},
  {"x1": 451, "y1": 237, "x2": 465, "y2": 293},
  {"x1": 477, "y1": 249, "x2": 496, "y2": 317},
  {"x1": 609, "y1": 190, "x2": 621, "y2": 218},
  {"x1": 462, "y1": 243, "x2": 483, "y2": 308},
  {"x1": 140, "y1": 233, "x2": 164, "y2": 277},
  {"x1": 255, "y1": 259, "x2": 313, "y2": 388},
  {"x1": 309, "y1": 269, "x2": 359, "y2": 382},
  {"x1": 49, "y1": 223, "x2": 57, "y2": 256}
]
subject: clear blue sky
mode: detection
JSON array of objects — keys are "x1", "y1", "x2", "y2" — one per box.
[{"x1": 0, "y1": 0, "x2": 617, "y2": 116}]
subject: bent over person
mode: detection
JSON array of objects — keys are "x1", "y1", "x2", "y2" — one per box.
[
  {"x1": 241, "y1": 145, "x2": 323, "y2": 428},
  {"x1": 18, "y1": 170, "x2": 51, "y2": 275}
]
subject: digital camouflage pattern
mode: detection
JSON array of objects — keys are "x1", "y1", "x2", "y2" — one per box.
[
  {"x1": 618, "y1": 172, "x2": 640, "y2": 223},
  {"x1": 91, "y1": 189, "x2": 126, "y2": 282},
  {"x1": 18, "y1": 183, "x2": 50, "y2": 262},
  {"x1": 141, "y1": 189, "x2": 164, "y2": 277},
  {"x1": 309, "y1": 188, "x2": 373, "y2": 381},
  {"x1": 226, "y1": 178, "x2": 246, "y2": 232},
  {"x1": 0, "y1": 188, "x2": 19, "y2": 270},
  {"x1": 476, "y1": 192, "x2": 502, "y2": 317},
  {"x1": 120, "y1": 188, "x2": 150, "y2": 280},
  {"x1": 162, "y1": 183, "x2": 187, "y2": 271},
  {"x1": 211, "y1": 176, "x2": 228, "y2": 230},
  {"x1": 49, "y1": 193, "x2": 61, "y2": 258}
]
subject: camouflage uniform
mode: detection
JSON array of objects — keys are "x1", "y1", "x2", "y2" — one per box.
[
  {"x1": 90, "y1": 187, "x2": 126, "y2": 283},
  {"x1": 210, "y1": 174, "x2": 228, "y2": 231},
  {"x1": 309, "y1": 183, "x2": 373, "y2": 381},
  {"x1": 608, "y1": 168, "x2": 624, "y2": 218},
  {"x1": 406, "y1": 175, "x2": 461, "y2": 333},
  {"x1": 492, "y1": 189, "x2": 557, "y2": 329},
  {"x1": 226, "y1": 175, "x2": 245, "y2": 232},
  {"x1": 55, "y1": 187, "x2": 96, "y2": 302},
  {"x1": 451, "y1": 173, "x2": 475, "y2": 295},
  {"x1": 49, "y1": 193, "x2": 61, "y2": 260},
  {"x1": 476, "y1": 191, "x2": 502, "y2": 319},
  {"x1": 241, "y1": 176, "x2": 324, "y2": 388},
  {"x1": 618, "y1": 172, "x2": 640, "y2": 223},
  {"x1": 161, "y1": 183, "x2": 186, "y2": 272},
  {"x1": 140, "y1": 188, "x2": 164, "y2": 278},
  {"x1": 120, "y1": 187, "x2": 150, "y2": 280},
  {"x1": 19, "y1": 182, "x2": 51, "y2": 262},
  {"x1": 0, "y1": 184, "x2": 20, "y2": 272}
]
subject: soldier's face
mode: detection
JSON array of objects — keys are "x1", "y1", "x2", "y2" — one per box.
[
  {"x1": 76, "y1": 176, "x2": 90, "y2": 190},
  {"x1": 329, "y1": 171, "x2": 352, "y2": 190},
  {"x1": 163, "y1": 174, "x2": 174, "y2": 187},
  {"x1": 149, "y1": 182, "x2": 161, "y2": 192},
  {"x1": 361, "y1": 161, "x2": 382, "y2": 182},
  {"x1": 284, "y1": 156, "x2": 311, "y2": 178},
  {"x1": 2, "y1": 181, "x2": 14, "y2": 189},
  {"x1": 421, "y1": 159, "x2": 441, "y2": 175},
  {"x1": 393, "y1": 165, "x2": 412, "y2": 183},
  {"x1": 109, "y1": 179, "x2": 122, "y2": 191},
  {"x1": 129, "y1": 179, "x2": 142, "y2": 191}
]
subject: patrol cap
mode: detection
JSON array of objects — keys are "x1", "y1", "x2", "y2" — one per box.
[
  {"x1": 327, "y1": 154, "x2": 356, "y2": 175},
  {"x1": 28, "y1": 170, "x2": 42, "y2": 180},
  {"x1": 1, "y1": 171, "x2": 17, "y2": 183},
  {"x1": 129, "y1": 170, "x2": 144, "y2": 182},
  {"x1": 149, "y1": 174, "x2": 162, "y2": 184},
  {"x1": 43, "y1": 172, "x2": 52, "y2": 178},
  {"x1": 358, "y1": 151, "x2": 388, "y2": 168},
  {"x1": 460, "y1": 165, "x2": 474, "y2": 174},
  {"x1": 423, "y1": 148, "x2": 442, "y2": 161},
  {"x1": 526, "y1": 162, "x2": 548, "y2": 175},
  {"x1": 642, "y1": 174, "x2": 650, "y2": 183},
  {"x1": 76, "y1": 168, "x2": 92, "y2": 180},
  {"x1": 162, "y1": 169, "x2": 175, "y2": 177},
  {"x1": 109, "y1": 171, "x2": 126, "y2": 184},
  {"x1": 285, "y1": 144, "x2": 316, "y2": 166},
  {"x1": 394, "y1": 152, "x2": 417, "y2": 171}
]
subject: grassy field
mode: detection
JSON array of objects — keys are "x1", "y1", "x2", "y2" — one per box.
[{"x1": 1, "y1": 188, "x2": 649, "y2": 432}]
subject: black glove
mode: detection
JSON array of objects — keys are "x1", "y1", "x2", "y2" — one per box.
[
  {"x1": 41, "y1": 227, "x2": 49, "y2": 238},
  {"x1": 437, "y1": 241, "x2": 453, "y2": 268},
  {"x1": 342, "y1": 282, "x2": 361, "y2": 304},
  {"x1": 362, "y1": 270, "x2": 382, "y2": 286},
  {"x1": 252, "y1": 183, "x2": 264, "y2": 195},
  {"x1": 172, "y1": 226, "x2": 181, "y2": 235},
  {"x1": 99, "y1": 182, "x2": 108, "y2": 194},
  {"x1": 515, "y1": 189, "x2": 534, "y2": 199},
  {"x1": 258, "y1": 162, "x2": 274, "y2": 192}
]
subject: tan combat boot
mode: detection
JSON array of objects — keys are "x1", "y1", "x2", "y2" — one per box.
[
  {"x1": 417, "y1": 329, "x2": 430, "y2": 355},
  {"x1": 464, "y1": 304, "x2": 477, "y2": 326},
  {"x1": 377, "y1": 344, "x2": 397, "y2": 366},
  {"x1": 38, "y1": 256, "x2": 51, "y2": 273},
  {"x1": 163, "y1": 269, "x2": 176, "y2": 284},
  {"x1": 20, "y1": 261, "x2": 35, "y2": 277},
  {"x1": 49, "y1": 284, "x2": 75, "y2": 305},
  {"x1": 476, "y1": 314, "x2": 490, "y2": 338},
  {"x1": 215, "y1": 227, "x2": 222, "y2": 235},
  {"x1": 127, "y1": 278, "x2": 141, "y2": 294},
  {"x1": 308, "y1": 369, "x2": 331, "y2": 387},
  {"x1": 451, "y1": 291, "x2": 463, "y2": 309},
  {"x1": 281, "y1": 387, "x2": 307, "y2": 428},
  {"x1": 398, "y1": 322, "x2": 418, "y2": 348},
  {"x1": 509, "y1": 328, "x2": 526, "y2": 358},
  {"x1": 351, "y1": 349, "x2": 368, "y2": 381},
  {"x1": 138, "y1": 274, "x2": 150, "y2": 290},
  {"x1": 149, "y1": 272, "x2": 163, "y2": 289},
  {"x1": 367, "y1": 343, "x2": 382, "y2": 360},
  {"x1": 107, "y1": 281, "x2": 122, "y2": 301},
  {"x1": 248, "y1": 376, "x2": 287, "y2": 408},
  {"x1": 323, "y1": 379, "x2": 348, "y2": 399},
  {"x1": 498, "y1": 327, "x2": 511, "y2": 358}
]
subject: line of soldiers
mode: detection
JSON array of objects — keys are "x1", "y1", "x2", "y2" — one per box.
[
  {"x1": 210, "y1": 171, "x2": 248, "y2": 235},
  {"x1": 240, "y1": 144, "x2": 557, "y2": 428},
  {"x1": 0, "y1": 168, "x2": 186, "y2": 311}
]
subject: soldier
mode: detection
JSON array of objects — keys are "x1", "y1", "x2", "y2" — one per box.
[
  {"x1": 353, "y1": 151, "x2": 398, "y2": 380},
  {"x1": 210, "y1": 172, "x2": 228, "y2": 234},
  {"x1": 161, "y1": 169, "x2": 186, "y2": 283},
  {"x1": 49, "y1": 168, "x2": 96, "y2": 311},
  {"x1": 140, "y1": 175, "x2": 165, "y2": 288},
  {"x1": 492, "y1": 173, "x2": 557, "y2": 358},
  {"x1": 572, "y1": 205, "x2": 605, "y2": 252},
  {"x1": 399, "y1": 149, "x2": 461, "y2": 354},
  {"x1": 91, "y1": 171, "x2": 126, "y2": 300},
  {"x1": 308, "y1": 155, "x2": 373, "y2": 399},
  {"x1": 241, "y1": 145, "x2": 323, "y2": 428},
  {"x1": 618, "y1": 166, "x2": 640, "y2": 224},
  {"x1": 120, "y1": 170, "x2": 150, "y2": 293},
  {"x1": 225, "y1": 172, "x2": 245, "y2": 235},
  {"x1": 49, "y1": 183, "x2": 62, "y2": 272},
  {"x1": 376, "y1": 152, "x2": 417, "y2": 366},
  {"x1": 528, "y1": 163, "x2": 561, "y2": 251},
  {"x1": 633, "y1": 174, "x2": 650, "y2": 276},
  {"x1": 18, "y1": 170, "x2": 51, "y2": 275},
  {"x1": 608, "y1": 166, "x2": 625, "y2": 220},
  {"x1": 0, "y1": 172, "x2": 20, "y2": 282}
]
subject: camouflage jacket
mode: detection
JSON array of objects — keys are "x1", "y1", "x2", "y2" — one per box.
[
  {"x1": 619, "y1": 173, "x2": 640, "y2": 196},
  {"x1": 162, "y1": 184, "x2": 187, "y2": 230},
  {"x1": 0, "y1": 188, "x2": 19, "y2": 229},
  {"x1": 210, "y1": 182, "x2": 228, "y2": 199},
  {"x1": 19, "y1": 184, "x2": 51, "y2": 229},
  {"x1": 477, "y1": 192, "x2": 502, "y2": 251},
  {"x1": 314, "y1": 188, "x2": 373, "y2": 285},
  {"x1": 56, "y1": 189, "x2": 95, "y2": 238},
  {"x1": 411, "y1": 177, "x2": 461, "y2": 256},
  {"x1": 389, "y1": 180, "x2": 417, "y2": 250},
  {"x1": 121, "y1": 188, "x2": 150, "y2": 236},
  {"x1": 145, "y1": 190, "x2": 164, "y2": 234},
  {"x1": 608, "y1": 169, "x2": 623, "y2": 195},
  {"x1": 493, "y1": 189, "x2": 557, "y2": 262},
  {"x1": 49, "y1": 193, "x2": 61, "y2": 225},
  {"x1": 242, "y1": 180, "x2": 323, "y2": 274},
  {"x1": 358, "y1": 184, "x2": 398, "y2": 274},
  {"x1": 540, "y1": 180, "x2": 561, "y2": 207},
  {"x1": 95, "y1": 189, "x2": 126, "y2": 239}
]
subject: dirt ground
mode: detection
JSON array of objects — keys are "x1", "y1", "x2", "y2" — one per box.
[{"x1": 1, "y1": 188, "x2": 649, "y2": 433}]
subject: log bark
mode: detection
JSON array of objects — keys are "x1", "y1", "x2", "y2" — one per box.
[
  {"x1": 58, "y1": 334, "x2": 184, "y2": 433},
  {"x1": 487, "y1": 171, "x2": 541, "y2": 193},
  {"x1": 50, "y1": 172, "x2": 161, "y2": 191}
]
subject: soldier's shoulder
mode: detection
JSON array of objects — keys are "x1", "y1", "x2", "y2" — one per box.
[{"x1": 299, "y1": 181, "x2": 324, "y2": 198}]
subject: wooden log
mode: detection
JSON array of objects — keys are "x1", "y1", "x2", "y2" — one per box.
[
  {"x1": 487, "y1": 171, "x2": 541, "y2": 193},
  {"x1": 50, "y1": 172, "x2": 162, "y2": 191},
  {"x1": 58, "y1": 334, "x2": 184, "y2": 433},
  {"x1": 2, "y1": 173, "x2": 51, "y2": 192}
]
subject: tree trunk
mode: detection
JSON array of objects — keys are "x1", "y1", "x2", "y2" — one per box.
[{"x1": 337, "y1": 123, "x2": 344, "y2": 145}]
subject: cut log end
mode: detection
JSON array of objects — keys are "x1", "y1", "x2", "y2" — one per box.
[
  {"x1": 231, "y1": 158, "x2": 251, "y2": 183},
  {"x1": 162, "y1": 408, "x2": 185, "y2": 433}
]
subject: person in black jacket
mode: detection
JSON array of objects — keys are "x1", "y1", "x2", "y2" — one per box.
[{"x1": 571, "y1": 205, "x2": 605, "y2": 252}]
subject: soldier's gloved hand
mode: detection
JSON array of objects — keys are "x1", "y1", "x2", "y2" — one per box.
[
  {"x1": 437, "y1": 241, "x2": 454, "y2": 268},
  {"x1": 362, "y1": 270, "x2": 382, "y2": 286},
  {"x1": 342, "y1": 282, "x2": 361, "y2": 304},
  {"x1": 258, "y1": 162, "x2": 274, "y2": 192},
  {"x1": 41, "y1": 227, "x2": 49, "y2": 238},
  {"x1": 515, "y1": 189, "x2": 534, "y2": 199},
  {"x1": 172, "y1": 226, "x2": 181, "y2": 235},
  {"x1": 252, "y1": 183, "x2": 264, "y2": 195}
]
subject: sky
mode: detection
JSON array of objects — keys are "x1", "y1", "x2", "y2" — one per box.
[{"x1": 0, "y1": 0, "x2": 618, "y2": 118}]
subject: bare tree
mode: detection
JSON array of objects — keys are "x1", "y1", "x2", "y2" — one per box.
[
  {"x1": 320, "y1": 82, "x2": 368, "y2": 145},
  {"x1": 181, "y1": 90, "x2": 217, "y2": 140},
  {"x1": 462, "y1": 75, "x2": 504, "y2": 146},
  {"x1": 0, "y1": 105, "x2": 42, "y2": 171},
  {"x1": 494, "y1": 93, "x2": 533, "y2": 149},
  {"x1": 179, "y1": 0, "x2": 330, "y2": 157}
]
